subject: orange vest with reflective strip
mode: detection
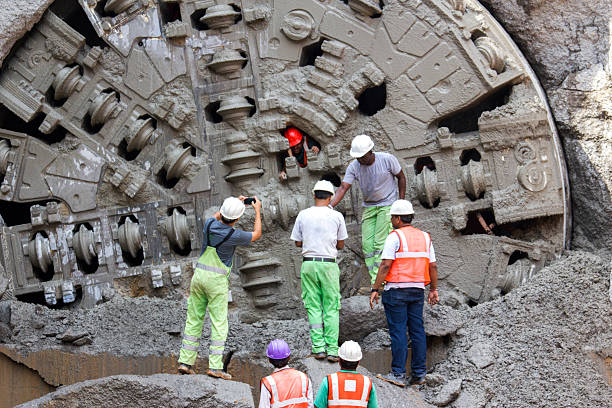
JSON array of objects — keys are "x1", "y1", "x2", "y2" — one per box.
[
  {"x1": 261, "y1": 367, "x2": 309, "y2": 408},
  {"x1": 386, "y1": 225, "x2": 431, "y2": 285},
  {"x1": 327, "y1": 371, "x2": 371, "y2": 407}
]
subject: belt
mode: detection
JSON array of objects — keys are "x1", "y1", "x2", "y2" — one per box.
[{"x1": 303, "y1": 257, "x2": 336, "y2": 263}]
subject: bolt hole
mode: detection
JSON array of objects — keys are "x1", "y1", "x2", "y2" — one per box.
[
  {"x1": 357, "y1": 82, "x2": 387, "y2": 116},
  {"x1": 299, "y1": 39, "x2": 325, "y2": 67},
  {"x1": 321, "y1": 172, "x2": 342, "y2": 187},
  {"x1": 460, "y1": 148, "x2": 482, "y2": 166},
  {"x1": 160, "y1": 0, "x2": 182, "y2": 24},
  {"x1": 414, "y1": 156, "x2": 436, "y2": 175},
  {"x1": 205, "y1": 101, "x2": 223, "y2": 123},
  {"x1": 508, "y1": 250, "x2": 529, "y2": 265}
]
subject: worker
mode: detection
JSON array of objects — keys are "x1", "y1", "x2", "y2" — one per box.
[
  {"x1": 259, "y1": 339, "x2": 314, "y2": 408},
  {"x1": 290, "y1": 180, "x2": 348, "y2": 362},
  {"x1": 314, "y1": 341, "x2": 378, "y2": 408},
  {"x1": 177, "y1": 196, "x2": 262, "y2": 379},
  {"x1": 279, "y1": 127, "x2": 321, "y2": 180},
  {"x1": 329, "y1": 134, "x2": 406, "y2": 285},
  {"x1": 369, "y1": 199, "x2": 439, "y2": 387}
]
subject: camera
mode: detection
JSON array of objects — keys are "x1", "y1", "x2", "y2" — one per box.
[{"x1": 243, "y1": 197, "x2": 256, "y2": 205}]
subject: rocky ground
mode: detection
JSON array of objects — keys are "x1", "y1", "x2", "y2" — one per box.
[
  {"x1": 420, "y1": 251, "x2": 612, "y2": 407},
  {"x1": 5, "y1": 251, "x2": 610, "y2": 407}
]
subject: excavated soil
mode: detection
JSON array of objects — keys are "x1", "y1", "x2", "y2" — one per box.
[{"x1": 422, "y1": 251, "x2": 612, "y2": 407}]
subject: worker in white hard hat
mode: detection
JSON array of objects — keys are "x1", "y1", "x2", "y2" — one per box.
[
  {"x1": 369, "y1": 199, "x2": 439, "y2": 387},
  {"x1": 314, "y1": 341, "x2": 378, "y2": 408},
  {"x1": 178, "y1": 196, "x2": 262, "y2": 379},
  {"x1": 291, "y1": 180, "x2": 348, "y2": 362},
  {"x1": 330, "y1": 134, "x2": 406, "y2": 285}
]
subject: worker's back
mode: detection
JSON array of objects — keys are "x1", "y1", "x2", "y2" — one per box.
[
  {"x1": 291, "y1": 206, "x2": 346, "y2": 258},
  {"x1": 201, "y1": 218, "x2": 252, "y2": 267}
]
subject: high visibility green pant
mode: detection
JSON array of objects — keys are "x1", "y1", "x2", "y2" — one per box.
[
  {"x1": 362, "y1": 206, "x2": 392, "y2": 284},
  {"x1": 178, "y1": 268, "x2": 228, "y2": 369},
  {"x1": 301, "y1": 261, "x2": 341, "y2": 356}
]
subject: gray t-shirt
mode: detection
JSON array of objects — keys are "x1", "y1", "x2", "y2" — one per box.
[
  {"x1": 343, "y1": 152, "x2": 402, "y2": 207},
  {"x1": 201, "y1": 218, "x2": 252, "y2": 267},
  {"x1": 290, "y1": 206, "x2": 348, "y2": 258}
]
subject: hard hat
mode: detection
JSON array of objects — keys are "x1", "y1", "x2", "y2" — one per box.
[
  {"x1": 220, "y1": 196, "x2": 245, "y2": 220},
  {"x1": 389, "y1": 199, "x2": 415, "y2": 215},
  {"x1": 349, "y1": 134, "x2": 374, "y2": 158},
  {"x1": 312, "y1": 180, "x2": 335, "y2": 195},
  {"x1": 267, "y1": 339, "x2": 291, "y2": 359},
  {"x1": 284, "y1": 127, "x2": 304, "y2": 147},
  {"x1": 338, "y1": 340, "x2": 362, "y2": 362}
]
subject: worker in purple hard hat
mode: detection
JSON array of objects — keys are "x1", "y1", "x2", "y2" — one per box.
[{"x1": 259, "y1": 339, "x2": 314, "y2": 408}]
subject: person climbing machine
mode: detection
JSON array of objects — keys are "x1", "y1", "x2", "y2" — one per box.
[
  {"x1": 290, "y1": 180, "x2": 348, "y2": 362},
  {"x1": 314, "y1": 341, "x2": 378, "y2": 408},
  {"x1": 279, "y1": 126, "x2": 321, "y2": 180},
  {"x1": 177, "y1": 196, "x2": 262, "y2": 379},
  {"x1": 259, "y1": 339, "x2": 314, "y2": 408},
  {"x1": 329, "y1": 134, "x2": 406, "y2": 285},
  {"x1": 369, "y1": 200, "x2": 439, "y2": 387}
]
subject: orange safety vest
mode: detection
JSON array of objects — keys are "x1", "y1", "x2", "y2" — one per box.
[
  {"x1": 327, "y1": 371, "x2": 371, "y2": 407},
  {"x1": 261, "y1": 367, "x2": 309, "y2": 408},
  {"x1": 385, "y1": 225, "x2": 431, "y2": 285}
]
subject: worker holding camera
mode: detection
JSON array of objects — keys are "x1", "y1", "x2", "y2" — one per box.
[{"x1": 177, "y1": 196, "x2": 262, "y2": 379}]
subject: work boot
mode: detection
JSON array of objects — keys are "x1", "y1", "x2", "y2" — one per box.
[
  {"x1": 376, "y1": 372, "x2": 406, "y2": 387},
  {"x1": 207, "y1": 369, "x2": 232, "y2": 380},
  {"x1": 313, "y1": 351, "x2": 327, "y2": 360},
  {"x1": 408, "y1": 375, "x2": 426, "y2": 386},
  {"x1": 327, "y1": 355, "x2": 339, "y2": 363},
  {"x1": 178, "y1": 364, "x2": 196, "y2": 375}
]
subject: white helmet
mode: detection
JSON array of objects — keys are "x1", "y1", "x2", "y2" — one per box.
[
  {"x1": 349, "y1": 134, "x2": 374, "y2": 158},
  {"x1": 220, "y1": 197, "x2": 245, "y2": 220},
  {"x1": 312, "y1": 180, "x2": 335, "y2": 195},
  {"x1": 390, "y1": 200, "x2": 415, "y2": 215},
  {"x1": 338, "y1": 340, "x2": 362, "y2": 362}
]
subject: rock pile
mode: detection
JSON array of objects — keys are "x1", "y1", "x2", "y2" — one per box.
[{"x1": 423, "y1": 251, "x2": 611, "y2": 407}]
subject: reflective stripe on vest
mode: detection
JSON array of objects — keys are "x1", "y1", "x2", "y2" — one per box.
[
  {"x1": 262, "y1": 368, "x2": 309, "y2": 408},
  {"x1": 327, "y1": 372, "x2": 371, "y2": 407},
  {"x1": 385, "y1": 226, "x2": 431, "y2": 284}
]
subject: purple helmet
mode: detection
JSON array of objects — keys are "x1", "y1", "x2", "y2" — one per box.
[{"x1": 267, "y1": 339, "x2": 291, "y2": 360}]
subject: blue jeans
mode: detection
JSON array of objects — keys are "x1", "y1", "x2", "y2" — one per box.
[{"x1": 382, "y1": 287, "x2": 426, "y2": 378}]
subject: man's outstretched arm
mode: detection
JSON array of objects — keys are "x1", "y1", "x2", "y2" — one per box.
[{"x1": 330, "y1": 182, "x2": 351, "y2": 207}]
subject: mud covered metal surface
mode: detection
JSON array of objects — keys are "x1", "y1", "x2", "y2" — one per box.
[{"x1": 0, "y1": 0, "x2": 569, "y2": 313}]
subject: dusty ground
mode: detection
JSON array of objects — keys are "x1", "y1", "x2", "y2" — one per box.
[{"x1": 422, "y1": 251, "x2": 612, "y2": 407}]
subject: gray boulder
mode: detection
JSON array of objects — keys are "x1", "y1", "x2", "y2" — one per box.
[
  {"x1": 339, "y1": 295, "x2": 385, "y2": 342},
  {"x1": 467, "y1": 342, "x2": 496, "y2": 369},
  {"x1": 16, "y1": 374, "x2": 254, "y2": 407},
  {"x1": 432, "y1": 379, "x2": 462, "y2": 406}
]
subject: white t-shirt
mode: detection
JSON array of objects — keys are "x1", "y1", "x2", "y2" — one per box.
[
  {"x1": 290, "y1": 206, "x2": 348, "y2": 258},
  {"x1": 343, "y1": 152, "x2": 402, "y2": 207},
  {"x1": 381, "y1": 228, "x2": 436, "y2": 290}
]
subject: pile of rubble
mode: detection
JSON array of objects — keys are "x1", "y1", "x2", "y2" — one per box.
[{"x1": 422, "y1": 251, "x2": 611, "y2": 407}]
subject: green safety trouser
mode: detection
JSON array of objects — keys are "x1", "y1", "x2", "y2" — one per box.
[
  {"x1": 301, "y1": 260, "x2": 341, "y2": 355},
  {"x1": 362, "y1": 205, "x2": 392, "y2": 284},
  {"x1": 178, "y1": 256, "x2": 229, "y2": 369}
]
